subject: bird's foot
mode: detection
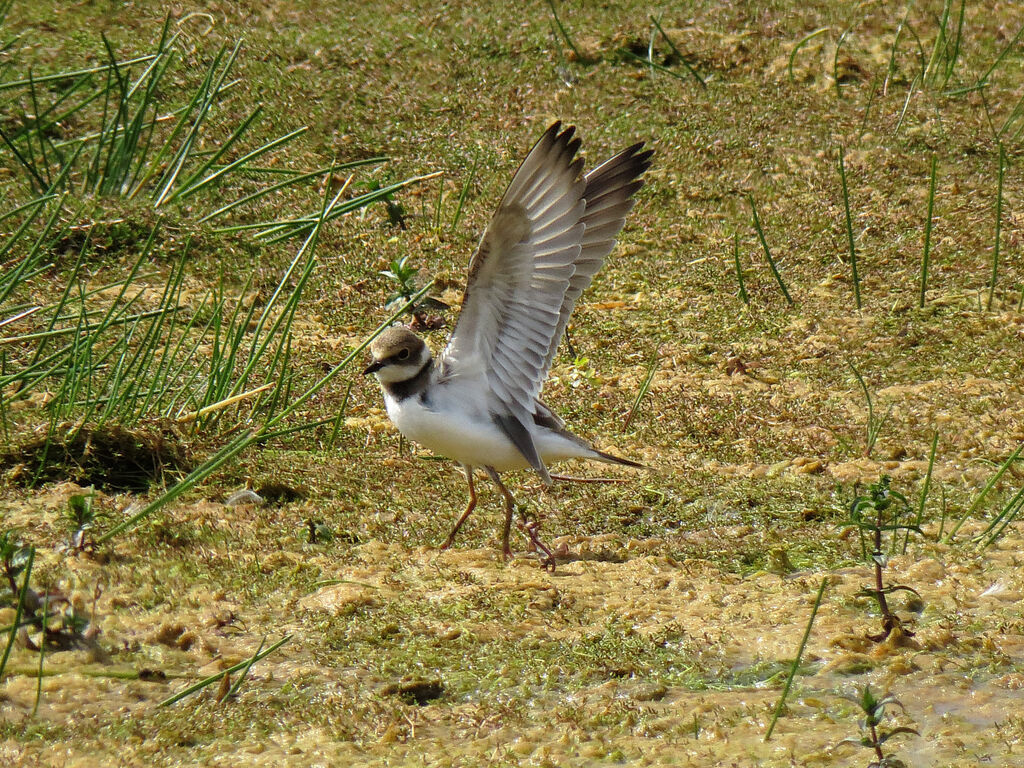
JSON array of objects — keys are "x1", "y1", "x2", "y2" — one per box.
[{"x1": 518, "y1": 518, "x2": 556, "y2": 572}]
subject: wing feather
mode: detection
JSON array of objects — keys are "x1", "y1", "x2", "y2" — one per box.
[
  {"x1": 440, "y1": 123, "x2": 651, "y2": 480},
  {"x1": 541, "y1": 142, "x2": 653, "y2": 375}
]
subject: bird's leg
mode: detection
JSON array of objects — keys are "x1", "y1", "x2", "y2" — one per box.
[
  {"x1": 441, "y1": 465, "x2": 477, "y2": 550},
  {"x1": 483, "y1": 467, "x2": 516, "y2": 560},
  {"x1": 485, "y1": 467, "x2": 556, "y2": 572}
]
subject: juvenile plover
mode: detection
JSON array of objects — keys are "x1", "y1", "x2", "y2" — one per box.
[{"x1": 364, "y1": 122, "x2": 652, "y2": 566}]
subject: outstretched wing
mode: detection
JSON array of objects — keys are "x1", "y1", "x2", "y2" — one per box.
[
  {"x1": 541, "y1": 141, "x2": 653, "y2": 375},
  {"x1": 440, "y1": 123, "x2": 585, "y2": 479},
  {"x1": 440, "y1": 123, "x2": 650, "y2": 481}
]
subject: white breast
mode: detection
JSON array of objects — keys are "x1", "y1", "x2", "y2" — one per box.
[{"x1": 383, "y1": 375, "x2": 593, "y2": 472}]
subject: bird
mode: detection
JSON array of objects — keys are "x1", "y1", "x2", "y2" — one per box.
[{"x1": 363, "y1": 122, "x2": 652, "y2": 567}]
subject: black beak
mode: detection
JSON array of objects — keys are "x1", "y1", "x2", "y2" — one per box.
[{"x1": 363, "y1": 360, "x2": 384, "y2": 376}]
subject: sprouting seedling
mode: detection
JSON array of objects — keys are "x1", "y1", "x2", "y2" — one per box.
[
  {"x1": 840, "y1": 685, "x2": 919, "y2": 767},
  {"x1": 846, "y1": 476, "x2": 922, "y2": 642},
  {"x1": 1, "y1": 531, "x2": 92, "y2": 649},
  {"x1": 1, "y1": 529, "x2": 32, "y2": 599},
  {"x1": 848, "y1": 361, "x2": 891, "y2": 458},
  {"x1": 355, "y1": 174, "x2": 408, "y2": 229},
  {"x1": 381, "y1": 255, "x2": 449, "y2": 329},
  {"x1": 65, "y1": 488, "x2": 105, "y2": 551}
]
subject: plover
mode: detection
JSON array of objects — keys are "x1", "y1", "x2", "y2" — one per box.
[{"x1": 364, "y1": 122, "x2": 652, "y2": 566}]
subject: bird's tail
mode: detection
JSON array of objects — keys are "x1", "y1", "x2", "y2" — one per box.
[{"x1": 593, "y1": 448, "x2": 647, "y2": 469}]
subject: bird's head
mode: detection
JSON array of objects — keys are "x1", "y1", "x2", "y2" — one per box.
[{"x1": 362, "y1": 327, "x2": 431, "y2": 383}]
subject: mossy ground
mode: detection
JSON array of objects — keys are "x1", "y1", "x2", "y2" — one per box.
[{"x1": 2, "y1": 1, "x2": 1024, "y2": 765}]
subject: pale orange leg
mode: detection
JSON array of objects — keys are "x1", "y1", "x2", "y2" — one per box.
[
  {"x1": 441, "y1": 465, "x2": 477, "y2": 550},
  {"x1": 484, "y1": 467, "x2": 556, "y2": 571}
]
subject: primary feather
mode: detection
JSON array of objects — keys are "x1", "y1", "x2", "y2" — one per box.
[{"x1": 439, "y1": 122, "x2": 652, "y2": 480}]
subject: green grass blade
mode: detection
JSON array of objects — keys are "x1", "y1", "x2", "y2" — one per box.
[
  {"x1": 225, "y1": 635, "x2": 266, "y2": 700},
  {"x1": 651, "y1": 15, "x2": 706, "y2": 88},
  {"x1": 196, "y1": 159, "x2": 387, "y2": 224},
  {"x1": 450, "y1": 152, "x2": 479, "y2": 231},
  {"x1": 172, "y1": 125, "x2": 309, "y2": 203},
  {"x1": 986, "y1": 144, "x2": 1005, "y2": 311},
  {"x1": 838, "y1": 147, "x2": 861, "y2": 310},
  {"x1": 788, "y1": 27, "x2": 829, "y2": 84},
  {"x1": 545, "y1": 0, "x2": 586, "y2": 63},
  {"x1": 96, "y1": 429, "x2": 256, "y2": 544},
  {"x1": 623, "y1": 346, "x2": 659, "y2": 430},
  {"x1": 903, "y1": 431, "x2": 938, "y2": 554},
  {"x1": 972, "y1": 22, "x2": 1024, "y2": 90},
  {"x1": 919, "y1": 155, "x2": 937, "y2": 308},
  {"x1": 765, "y1": 577, "x2": 827, "y2": 741},
  {"x1": 0, "y1": 55, "x2": 157, "y2": 92},
  {"x1": 0, "y1": 547, "x2": 35, "y2": 681},
  {"x1": 944, "y1": 442, "x2": 1024, "y2": 542},
  {"x1": 747, "y1": 195, "x2": 793, "y2": 305},
  {"x1": 975, "y1": 485, "x2": 1024, "y2": 549},
  {"x1": 159, "y1": 634, "x2": 291, "y2": 707}
]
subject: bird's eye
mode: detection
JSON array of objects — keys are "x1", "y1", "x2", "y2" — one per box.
[{"x1": 397, "y1": 348, "x2": 411, "y2": 361}]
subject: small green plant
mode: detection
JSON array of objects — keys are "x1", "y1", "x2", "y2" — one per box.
[
  {"x1": 1, "y1": 529, "x2": 32, "y2": 600},
  {"x1": 848, "y1": 361, "x2": 891, "y2": 458},
  {"x1": 65, "y1": 489, "x2": 104, "y2": 551},
  {"x1": 381, "y1": 255, "x2": 448, "y2": 329},
  {"x1": 355, "y1": 174, "x2": 409, "y2": 229},
  {"x1": 846, "y1": 476, "x2": 922, "y2": 642},
  {"x1": 841, "y1": 685, "x2": 919, "y2": 767}
]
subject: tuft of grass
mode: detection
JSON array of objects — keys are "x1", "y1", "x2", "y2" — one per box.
[{"x1": 0, "y1": 22, "x2": 309, "y2": 212}]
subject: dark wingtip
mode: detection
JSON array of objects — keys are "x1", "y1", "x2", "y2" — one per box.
[{"x1": 594, "y1": 448, "x2": 647, "y2": 469}]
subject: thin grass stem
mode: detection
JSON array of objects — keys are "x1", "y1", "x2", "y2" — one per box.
[
  {"x1": 838, "y1": 147, "x2": 861, "y2": 310},
  {"x1": 650, "y1": 15, "x2": 706, "y2": 88},
  {"x1": 545, "y1": 0, "x2": 586, "y2": 63},
  {"x1": 0, "y1": 55, "x2": 157, "y2": 92},
  {"x1": 788, "y1": 27, "x2": 829, "y2": 84},
  {"x1": 765, "y1": 577, "x2": 828, "y2": 741},
  {"x1": 747, "y1": 195, "x2": 793, "y2": 305},
  {"x1": 919, "y1": 155, "x2": 937, "y2": 308},
  {"x1": 986, "y1": 143, "x2": 1005, "y2": 311},
  {"x1": 623, "y1": 346, "x2": 659, "y2": 430},
  {"x1": 159, "y1": 634, "x2": 291, "y2": 707},
  {"x1": 944, "y1": 443, "x2": 1024, "y2": 542},
  {"x1": 0, "y1": 547, "x2": 34, "y2": 681},
  {"x1": 903, "y1": 431, "x2": 938, "y2": 553}
]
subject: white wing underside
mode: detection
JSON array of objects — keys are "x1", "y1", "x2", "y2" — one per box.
[{"x1": 439, "y1": 123, "x2": 651, "y2": 480}]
